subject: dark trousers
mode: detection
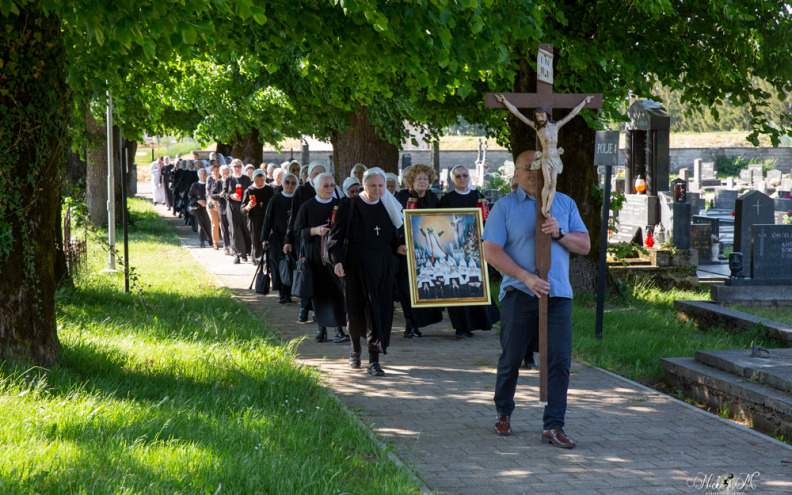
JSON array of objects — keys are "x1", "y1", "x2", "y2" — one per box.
[{"x1": 494, "y1": 291, "x2": 572, "y2": 430}]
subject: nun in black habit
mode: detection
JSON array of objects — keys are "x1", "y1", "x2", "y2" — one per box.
[
  {"x1": 242, "y1": 169, "x2": 275, "y2": 265},
  {"x1": 223, "y1": 159, "x2": 253, "y2": 264},
  {"x1": 329, "y1": 168, "x2": 406, "y2": 375},
  {"x1": 188, "y1": 168, "x2": 213, "y2": 247},
  {"x1": 438, "y1": 164, "x2": 500, "y2": 338},
  {"x1": 293, "y1": 173, "x2": 349, "y2": 344},
  {"x1": 262, "y1": 173, "x2": 298, "y2": 303},
  {"x1": 285, "y1": 161, "x2": 327, "y2": 323}
]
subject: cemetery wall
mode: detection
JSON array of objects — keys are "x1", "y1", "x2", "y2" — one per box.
[
  {"x1": 668, "y1": 147, "x2": 792, "y2": 173},
  {"x1": 245, "y1": 146, "x2": 792, "y2": 174}
]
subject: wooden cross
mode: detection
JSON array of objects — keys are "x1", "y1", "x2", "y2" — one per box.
[{"x1": 485, "y1": 44, "x2": 602, "y2": 404}]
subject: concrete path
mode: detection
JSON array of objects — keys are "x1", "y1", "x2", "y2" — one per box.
[{"x1": 143, "y1": 187, "x2": 792, "y2": 494}]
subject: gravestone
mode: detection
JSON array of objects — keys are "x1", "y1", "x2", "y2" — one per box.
[
  {"x1": 774, "y1": 197, "x2": 792, "y2": 213},
  {"x1": 659, "y1": 192, "x2": 691, "y2": 249},
  {"x1": 775, "y1": 212, "x2": 787, "y2": 225},
  {"x1": 726, "y1": 176, "x2": 735, "y2": 189},
  {"x1": 693, "y1": 215, "x2": 720, "y2": 239},
  {"x1": 751, "y1": 224, "x2": 792, "y2": 279},
  {"x1": 780, "y1": 178, "x2": 792, "y2": 192},
  {"x1": 739, "y1": 169, "x2": 752, "y2": 184},
  {"x1": 693, "y1": 158, "x2": 702, "y2": 190},
  {"x1": 678, "y1": 168, "x2": 689, "y2": 181},
  {"x1": 702, "y1": 161, "x2": 716, "y2": 179},
  {"x1": 749, "y1": 164, "x2": 764, "y2": 186},
  {"x1": 734, "y1": 190, "x2": 774, "y2": 257},
  {"x1": 691, "y1": 223, "x2": 712, "y2": 259},
  {"x1": 624, "y1": 100, "x2": 670, "y2": 196},
  {"x1": 687, "y1": 191, "x2": 701, "y2": 214},
  {"x1": 619, "y1": 194, "x2": 658, "y2": 228},
  {"x1": 713, "y1": 188, "x2": 737, "y2": 210},
  {"x1": 767, "y1": 169, "x2": 783, "y2": 184}
]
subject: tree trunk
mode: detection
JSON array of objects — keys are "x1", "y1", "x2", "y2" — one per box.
[
  {"x1": 555, "y1": 114, "x2": 601, "y2": 294},
  {"x1": 65, "y1": 149, "x2": 86, "y2": 187},
  {"x1": 85, "y1": 110, "x2": 123, "y2": 227},
  {"x1": 123, "y1": 139, "x2": 137, "y2": 198},
  {"x1": 215, "y1": 142, "x2": 233, "y2": 157},
  {"x1": 508, "y1": 53, "x2": 602, "y2": 294},
  {"x1": 0, "y1": 6, "x2": 68, "y2": 365},
  {"x1": 230, "y1": 129, "x2": 263, "y2": 165},
  {"x1": 330, "y1": 107, "x2": 399, "y2": 184}
]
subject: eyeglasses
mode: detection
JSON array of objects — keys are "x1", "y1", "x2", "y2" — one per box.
[
  {"x1": 454, "y1": 174, "x2": 469, "y2": 179},
  {"x1": 414, "y1": 176, "x2": 429, "y2": 182},
  {"x1": 233, "y1": 165, "x2": 242, "y2": 168}
]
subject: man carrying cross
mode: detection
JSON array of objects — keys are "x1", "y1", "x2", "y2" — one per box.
[{"x1": 483, "y1": 150, "x2": 590, "y2": 448}]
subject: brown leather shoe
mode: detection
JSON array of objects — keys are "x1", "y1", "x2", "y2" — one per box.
[
  {"x1": 541, "y1": 428, "x2": 576, "y2": 449},
  {"x1": 494, "y1": 414, "x2": 512, "y2": 436}
]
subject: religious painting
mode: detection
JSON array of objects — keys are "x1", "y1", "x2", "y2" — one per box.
[{"x1": 403, "y1": 208, "x2": 491, "y2": 308}]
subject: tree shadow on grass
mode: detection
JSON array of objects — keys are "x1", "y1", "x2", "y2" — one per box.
[{"x1": 2, "y1": 340, "x2": 381, "y2": 494}]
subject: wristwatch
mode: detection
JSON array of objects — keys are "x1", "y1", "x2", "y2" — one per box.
[{"x1": 553, "y1": 228, "x2": 566, "y2": 241}]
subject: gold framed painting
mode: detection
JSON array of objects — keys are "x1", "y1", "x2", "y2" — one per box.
[{"x1": 403, "y1": 208, "x2": 491, "y2": 308}]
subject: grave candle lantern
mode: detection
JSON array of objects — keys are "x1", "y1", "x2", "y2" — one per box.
[{"x1": 634, "y1": 176, "x2": 647, "y2": 194}]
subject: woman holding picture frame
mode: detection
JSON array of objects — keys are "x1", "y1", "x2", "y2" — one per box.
[
  {"x1": 438, "y1": 165, "x2": 500, "y2": 338},
  {"x1": 395, "y1": 164, "x2": 444, "y2": 338}
]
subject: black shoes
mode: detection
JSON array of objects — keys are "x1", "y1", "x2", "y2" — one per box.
[
  {"x1": 403, "y1": 327, "x2": 423, "y2": 338},
  {"x1": 349, "y1": 352, "x2": 361, "y2": 369},
  {"x1": 233, "y1": 256, "x2": 241, "y2": 264},
  {"x1": 456, "y1": 331, "x2": 474, "y2": 339},
  {"x1": 315, "y1": 327, "x2": 327, "y2": 343},
  {"x1": 367, "y1": 362, "x2": 384, "y2": 376},
  {"x1": 298, "y1": 309, "x2": 309, "y2": 323},
  {"x1": 333, "y1": 328, "x2": 350, "y2": 343}
]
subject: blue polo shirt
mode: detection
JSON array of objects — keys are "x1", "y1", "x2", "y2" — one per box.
[{"x1": 482, "y1": 187, "x2": 588, "y2": 300}]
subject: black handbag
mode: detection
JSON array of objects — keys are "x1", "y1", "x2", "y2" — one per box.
[
  {"x1": 291, "y1": 243, "x2": 313, "y2": 298},
  {"x1": 279, "y1": 253, "x2": 294, "y2": 287},
  {"x1": 250, "y1": 255, "x2": 270, "y2": 295}
]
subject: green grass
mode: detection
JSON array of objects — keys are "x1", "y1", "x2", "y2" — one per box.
[
  {"x1": 729, "y1": 304, "x2": 792, "y2": 326},
  {"x1": 570, "y1": 279, "x2": 788, "y2": 384},
  {"x1": 0, "y1": 198, "x2": 419, "y2": 494}
]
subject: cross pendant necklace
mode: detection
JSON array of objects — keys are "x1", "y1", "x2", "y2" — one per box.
[{"x1": 374, "y1": 225, "x2": 381, "y2": 236}]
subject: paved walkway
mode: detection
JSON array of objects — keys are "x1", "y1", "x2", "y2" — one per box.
[{"x1": 143, "y1": 188, "x2": 792, "y2": 494}]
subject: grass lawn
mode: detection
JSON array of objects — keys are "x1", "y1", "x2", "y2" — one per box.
[
  {"x1": 728, "y1": 304, "x2": 792, "y2": 326},
  {"x1": 0, "y1": 199, "x2": 420, "y2": 494},
  {"x1": 570, "y1": 280, "x2": 789, "y2": 385}
]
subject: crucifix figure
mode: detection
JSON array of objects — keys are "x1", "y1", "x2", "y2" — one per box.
[
  {"x1": 485, "y1": 44, "x2": 601, "y2": 408},
  {"x1": 495, "y1": 94, "x2": 594, "y2": 217}
]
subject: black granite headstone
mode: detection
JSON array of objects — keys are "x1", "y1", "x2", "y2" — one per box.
[
  {"x1": 734, "y1": 190, "x2": 774, "y2": 257},
  {"x1": 619, "y1": 194, "x2": 658, "y2": 226},
  {"x1": 672, "y1": 202, "x2": 692, "y2": 249},
  {"x1": 693, "y1": 215, "x2": 719, "y2": 238},
  {"x1": 751, "y1": 224, "x2": 792, "y2": 279},
  {"x1": 713, "y1": 189, "x2": 737, "y2": 210},
  {"x1": 691, "y1": 223, "x2": 712, "y2": 256},
  {"x1": 774, "y1": 197, "x2": 792, "y2": 213}
]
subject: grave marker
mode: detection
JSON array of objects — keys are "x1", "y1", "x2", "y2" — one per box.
[
  {"x1": 751, "y1": 224, "x2": 792, "y2": 279},
  {"x1": 734, "y1": 190, "x2": 774, "y2": 256}
]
